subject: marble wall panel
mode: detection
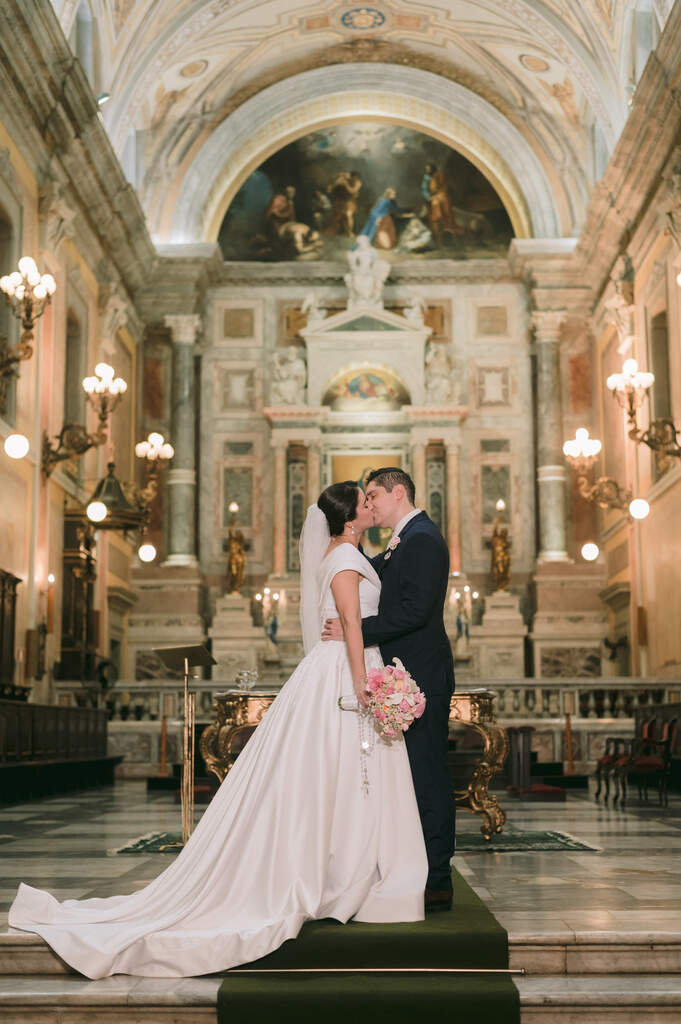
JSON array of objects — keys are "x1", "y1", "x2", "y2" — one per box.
[
  {"x1": 568, "y1": 351, "x2": 592, "y2": 414},
  {"x1": 214, "y1": 361, "x2": 262, "y2": 415},
  {"x1": 213, "y1": 299, "x2": 262, "y2": 347},
  {"x1": 539, "y1": 646, "x2": 602, "y2": 677}
]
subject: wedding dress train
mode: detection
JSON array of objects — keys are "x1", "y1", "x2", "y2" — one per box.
[{"x1": 8, "y1": 544, "x2": 428, "y2": 978}]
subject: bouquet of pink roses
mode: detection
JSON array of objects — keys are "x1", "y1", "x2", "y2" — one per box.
[{"x1": 365, "y1": 658, "x2": 426, "y2": 739}]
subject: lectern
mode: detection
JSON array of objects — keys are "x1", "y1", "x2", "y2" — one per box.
[{"x1": 153, "y1": 644, "x2": 216, "y2": 844}]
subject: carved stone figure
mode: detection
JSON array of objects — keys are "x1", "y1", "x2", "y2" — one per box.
[
  {"x1": 301, "y1": 293, "x2": 326, "y2": 328},
  {"x1": 271, "y1": 346, "x2": 307, "y2": 405},
  {"x1": 344, "y1": 236, "x2": 390, "y2": 310},
  {"x1": 226, "y1": 528, "x2": 246, "y2": 594},
  {"x1": 404, "y1": 294, "x2": 426, "y2": 326},
  {"x1": 490, "y1": 523, "x2": 511, "y2": 592},
  {"x1": 424, "y1": 341, "x2": 454, "y2": 404}
]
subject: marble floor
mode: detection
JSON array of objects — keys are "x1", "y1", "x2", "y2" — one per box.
[{"x1": 0, "y1": 780, "x2": 680, "y2": 942}]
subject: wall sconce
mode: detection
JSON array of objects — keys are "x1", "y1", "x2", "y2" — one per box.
[
  {"x1": 0, "y1": 257, "x2": 56, "y2": 381},
  {"x1": 42, "y1": 363, "x2": 127, "y2": 477},
  {"x1": 606, "y1": 359, "x2": 681, "y2": 460},
  {"x1": 134, "y1": 431, "x2": 174, "y2": 506},
  {"x1": 563, "y1": 428, "x2": 649, "y2": 519}
]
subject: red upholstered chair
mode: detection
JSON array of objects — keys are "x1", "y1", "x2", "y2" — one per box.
[
  {"x1": 613, "y1": 716, "x2": 656, "y2": 805},
  {"x1": 619, "y1": 717, "x2": 677, "y2": 806}
]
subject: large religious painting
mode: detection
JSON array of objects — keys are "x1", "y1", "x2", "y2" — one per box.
[
  {"x1": 218, "y1": 122, "x2": 514, "y2": 262},
  {"x1": 322, "y1": 365, "x2": 409, "y2": 410}
]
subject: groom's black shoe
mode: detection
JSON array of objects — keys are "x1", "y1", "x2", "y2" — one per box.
[{"x1": 424, "y1": 887, "x2": 453, "y2": 913}]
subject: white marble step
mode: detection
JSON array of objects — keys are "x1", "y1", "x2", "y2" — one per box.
[
  {"x1": 2, "y1": 928, "x2": 681, "y2": 976},
  {"x1": 1, "y1": 974, "x2": 681, "y2": 1023}
]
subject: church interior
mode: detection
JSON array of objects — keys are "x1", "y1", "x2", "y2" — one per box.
[{"x1": 1, "y1": 0, "x2": 681, "y2": 1017}]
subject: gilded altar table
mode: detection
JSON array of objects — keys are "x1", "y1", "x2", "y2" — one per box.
[
  {"x1": 200, "y1": 688, "x2": 508, "y2": 841},
  {"x1": 200, "y1": 690, "x2": 278, "y2": 783},
  {"x1": 450, "y1": 689, "x2": 508, "y2": 840}
]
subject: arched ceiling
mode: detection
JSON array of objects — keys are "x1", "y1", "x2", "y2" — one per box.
[{"x1": 50, "y1": 0, "x2": 674, "y2": 243}]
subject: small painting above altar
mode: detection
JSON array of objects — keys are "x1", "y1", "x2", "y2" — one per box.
[
  {"x1": 322, "y1": 365, "x2": 410, "y2": 410},
  {"x1": 218, "y1": 122, "x2": 514, "y2": 262}
]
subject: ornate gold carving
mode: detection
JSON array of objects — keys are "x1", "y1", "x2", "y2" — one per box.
[
  {"x1": 450, "y1": 690, "x2": 508, "y2": 840},
  {"x1": 200, "y1": 690, "x2": 276, "y2": 782}
]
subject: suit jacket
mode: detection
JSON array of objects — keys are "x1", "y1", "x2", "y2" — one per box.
[{"x1": 361, "y1": 511, "x2": 454, "y2": 696}]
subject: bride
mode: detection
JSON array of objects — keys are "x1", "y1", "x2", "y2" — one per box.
[{"x1": 8, "y1": 481, "x2": 428, "y2": 978}]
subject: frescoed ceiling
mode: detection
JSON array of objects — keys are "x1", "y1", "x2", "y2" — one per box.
[{"x1": 48, "y1": 0, "x2": 673, "y2": 243}]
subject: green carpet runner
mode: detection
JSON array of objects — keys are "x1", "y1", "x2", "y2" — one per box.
[{"x1": 217, "y1": 868, "x2": 520, "y2": 1022}]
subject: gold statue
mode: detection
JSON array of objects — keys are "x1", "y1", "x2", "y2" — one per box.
[
  {"x1": 227, "y1": 529, "x2": 246, "y2": 594},
  {"x1": 489, "y1": 498, "x2": 511, "y2": 591},
  {"x1": 490, "y1": 522, "x2": 511, "y2": 592},
  {"x1": 226, "y1": 501, "x2": 246, "y2": 594}
]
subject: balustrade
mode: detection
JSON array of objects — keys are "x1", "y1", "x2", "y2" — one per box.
[{"x1": 54, "y1": 676, "x2": 681, "y2": 724}]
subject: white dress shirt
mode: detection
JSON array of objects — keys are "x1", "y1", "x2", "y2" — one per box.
[{"x1": 391, "y1": 507, "x2": 423, "y2": 540}]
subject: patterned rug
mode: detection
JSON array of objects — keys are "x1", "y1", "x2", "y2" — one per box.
[{"x1": 110, "y1": 828, "x2": 598, "y2": 855}]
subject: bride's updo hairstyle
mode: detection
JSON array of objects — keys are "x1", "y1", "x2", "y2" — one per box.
[{"x1": 317, "y1": 481, "x2": 360, "y2": 536}]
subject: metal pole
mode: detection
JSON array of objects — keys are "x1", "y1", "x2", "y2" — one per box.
[
  {"x1": 181, "y1": 655, "x2": 194, "y2": 844},
  {"x1": 226, "y1": 967, "x2": 525, "y2": 975}
]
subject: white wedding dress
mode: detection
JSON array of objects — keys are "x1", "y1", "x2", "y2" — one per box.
[{"x1": 8, "y1": 543, "x2": 427, "y2": 978}]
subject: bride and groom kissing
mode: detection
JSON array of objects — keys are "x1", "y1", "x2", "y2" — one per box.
[{"x1": 9, "y1": 467, "x2": 456, "y2": 979}]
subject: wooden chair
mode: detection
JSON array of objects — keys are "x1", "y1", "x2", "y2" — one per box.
[
  {"x1": 612, "y1": 715, "x2": 656, "y2": 805},
  {"x1": 620, "y1": 716, "x2": 678, "y2": 807},
  {"x1": 594, "y1": 737, "x2": 628, "y2": 800}
]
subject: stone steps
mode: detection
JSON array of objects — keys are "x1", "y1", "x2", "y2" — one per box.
[
  {"x1": 3, "y1": 929, "x2": 681, "y2": 977},
  {"x1": 1, "y1": 973, "x2": 681, "y2": 1023}
]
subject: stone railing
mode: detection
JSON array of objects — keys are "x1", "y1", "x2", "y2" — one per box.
[
  {"x1": 53, "y1": 675, "x2": 681, "y2": 777},
  {"x1": 489, "y1": 677, "x2": 681, "y2": 720},
  {"x1": 54, "y1": 675, "x2": 681, "y2": 723},
  {"x1": 53, "y1": 678, "x2": 270, "y2": 722}
]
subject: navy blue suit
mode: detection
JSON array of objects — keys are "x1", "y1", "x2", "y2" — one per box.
[{"x1": 361, "y1": 511, "x2": 455, "y2": 890}]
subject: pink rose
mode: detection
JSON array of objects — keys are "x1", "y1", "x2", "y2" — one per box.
[
  {"x1": 398, "y1": 698, "x2": 410, "y2": 713},
  {"x1": 383, "y1": 727, "x2": 397, "y2": 738},
  {"x1": 393, "y1": 669, "x2": 405, "y2": 681},
  {"x1": 384, "y1": 666, "x2": 394, "y2": 676},
  {"x1": 375, "y1": 709, "x2": 386, "y2": 722},
  {"x1": 413, "y1": 698, "x2": 426, "y2": 719},
  {"x1": 386, "y1": 685, "x2": 394, "y2": 695}
]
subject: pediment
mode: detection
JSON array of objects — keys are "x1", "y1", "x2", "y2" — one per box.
[{"x1": 302, "y1": 306, "x2": 428, "y2": 337}]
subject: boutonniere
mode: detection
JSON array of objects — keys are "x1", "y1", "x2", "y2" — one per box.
[{"x1": 384, "y1": 535, "x2": 400, "y2": 560}]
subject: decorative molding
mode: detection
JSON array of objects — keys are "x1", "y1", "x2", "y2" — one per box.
[{"x1": 0, "y1": 148, "x2": 21, "y2": 203}]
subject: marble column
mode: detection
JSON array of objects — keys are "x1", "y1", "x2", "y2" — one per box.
[
  {"x1": 532, "y1": 311, "x2": 569, "y2": 562},
  {"x1": 163, "y1": 314, "x2": 201, "y2": 567},
  {"x1": 445, "y1": 443, "x2": 462, "y2": 572},
  {"x1": 306, "y1": 443, "x2": 321, "y2": 508},
  {"x1": 272, "y1": 441, "x2": 288, "y2": 576},
  {"x1": 411, "y1": 441, "x2": 427, "y2": 510}
]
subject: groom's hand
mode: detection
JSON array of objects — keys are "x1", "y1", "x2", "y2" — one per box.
[{"x1": 322, "y1": 617, "x2": 344, "y2": 642}]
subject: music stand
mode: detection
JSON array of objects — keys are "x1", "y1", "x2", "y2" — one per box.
[{"x1": 154, "y1": 644, "x2": 216, "y2": 844}]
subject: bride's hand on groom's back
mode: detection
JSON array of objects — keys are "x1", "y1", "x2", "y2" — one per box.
[{"x1": 322, "y1": 617, "x2": 344, "y2": 641}]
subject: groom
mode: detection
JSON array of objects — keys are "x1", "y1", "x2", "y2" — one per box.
[{"x1": 323, "y1": 467, "x2": 455, "y2": 912}]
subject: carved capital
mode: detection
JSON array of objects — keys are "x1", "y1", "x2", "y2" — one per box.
[
  {"x1": 531, "y1": 310, "x2": 566, "y2": 343},
  {"x1": 164, "y1": 314, "x2": 201, "y2": 345}
]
